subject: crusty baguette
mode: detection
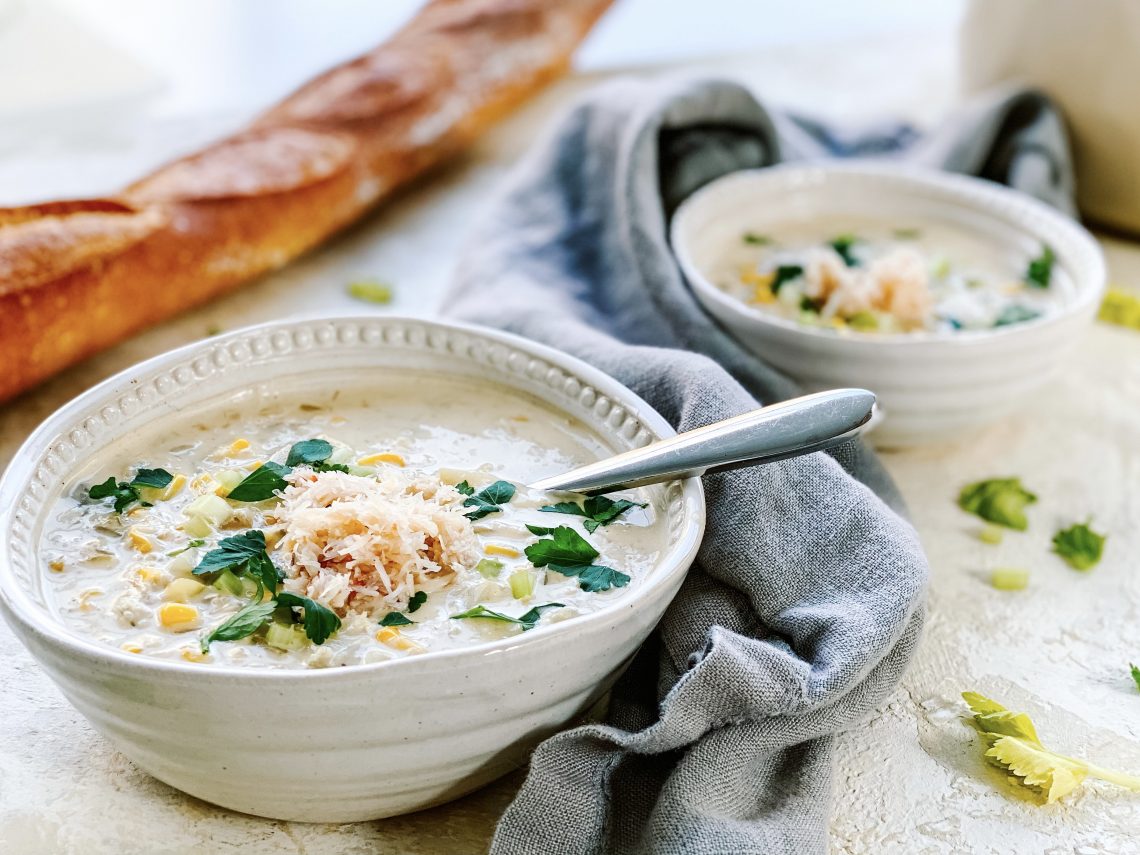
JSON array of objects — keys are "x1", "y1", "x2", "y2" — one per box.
[{"x1": 0, "y1": 0, "x2": 613, "y2": 402}]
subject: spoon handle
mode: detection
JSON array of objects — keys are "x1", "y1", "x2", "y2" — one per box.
[{"x1": 529, "y1": 388, "x2": 875, "y2": 494}]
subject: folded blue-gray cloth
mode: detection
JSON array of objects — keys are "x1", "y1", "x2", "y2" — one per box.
[{"x1": 444, "y1": 77, "x2": 1074, "y2": 855}]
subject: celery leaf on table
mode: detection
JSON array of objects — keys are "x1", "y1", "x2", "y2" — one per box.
[{"x1": 962, "y1": 692, "x2": 1140, "y2": 803}]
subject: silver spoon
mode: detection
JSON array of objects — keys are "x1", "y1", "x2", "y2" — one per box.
[{"x1": 530, "y1": 388, "x2": 875, "y2": 494}]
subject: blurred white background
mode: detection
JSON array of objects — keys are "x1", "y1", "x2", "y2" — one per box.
[{"x1": 0, "y1": 0, "x2": 965, "y2": 203}]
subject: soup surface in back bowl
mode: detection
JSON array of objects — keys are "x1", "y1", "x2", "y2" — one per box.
[
  {"x1": 719, "y1": 218, "x2": 1059, "y2": 334},
  {"x1": 42, "y1": 372, "x2": 664, "y2": 669}
]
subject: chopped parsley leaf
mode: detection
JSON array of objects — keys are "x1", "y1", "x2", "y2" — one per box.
[
  {"x1": 200, "y1": 601, "x2": 278, "y2": 653},
  {"x1": 539, "y1": 494, "x2": 645, "y2": 533},
  {"x1": 450, "y1": 603, "x2": 564, "y2": 631},
  {"x1": 1131, "y1": 664, "x2": 1140, "y2": 693},
  {"x1": 462, "y1": 480, "x2": 516, "y2": 520},
  {"x1": 226, "y1": 462, "x2": 291, "y2": 502},
  {"x1": 379, "y1": 612, "x2": 413, "y2": 627},
  {"x1": 88, "y1": 467, "x2": 174, "y2": 513},
  {"x1": 829, "y1": 234, "x2": 860, "y2": 266},
  {"x1": 276, "y1": 592, "x2": 341, "y2": 644},
  {"x1": 407, "y1": 591, "x2": 427, "y2": 613},
  {"x1": 192, "y1": 530, "x2": 280, "y2": 596},
  {"x1": 1026, "y1": 246, "x2": 1055, "y2": 288},
  {"x1": 524, "y1": 525, "x2": 631, "y2": 592},
  {"x1": 167, "y1": 538, "x2": 207, "y2": 557},
  {"x1": 771, "y1": 264, "x2": 804, "y2": 294},
  {"x1": 742, "y1": 232, "x2": 771, "y2": 246}
]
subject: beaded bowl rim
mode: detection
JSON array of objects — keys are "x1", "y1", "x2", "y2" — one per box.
[{"x1": 0, "y1": 316, "x2": 705, "y2": 682}]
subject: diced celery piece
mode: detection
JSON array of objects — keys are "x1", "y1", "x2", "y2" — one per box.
[
  {"x1": 476, "y1": 558, "x2": 503, "y2": 578},
  {"x1": 990, "y1": 567, "x2": 1029, "y2": 591},
  {"x1": 213, "y1": 470, "x2": 244, "y2": 496},
  {"x1": 346, "y1": 465, "x2": 376, "y2": 477},
  {"x1": 167, "y1": 551, "x2": 197, "y2": 578},
  {"x1": 213, "y1": 569, "x2": 245, "y2": 597},
  {"x1": 183, "y1": 493, "x2": 233, "y2": 532},
  {"x1": 509, "y1": 569, "x2": 535, "y2": 599},
  {"x1": 979, "y1": 525, "x2": 1003, "y2": 545},
  {"x1": 265, "y1": 622, "x2": 308, "y2": 651},
  {"x1": 328, "y1": 445, "x2": 354, "y2": 466}
]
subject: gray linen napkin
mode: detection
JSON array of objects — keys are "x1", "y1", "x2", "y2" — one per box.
[{"x1": 443, "y1": 77, "x2": 1074, "y2": 855}]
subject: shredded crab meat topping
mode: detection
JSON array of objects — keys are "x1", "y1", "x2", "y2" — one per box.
[{"x1": 269, "y1": 469, "x2": 479, "y2": 617}]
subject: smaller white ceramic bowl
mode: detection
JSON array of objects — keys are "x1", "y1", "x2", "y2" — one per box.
[
  {"x1": 671, "y1": 163, "x2": 1106, "y2": 446},
  {"x1": 0, "y1": 317, "x2": 704, "y2": 822}
]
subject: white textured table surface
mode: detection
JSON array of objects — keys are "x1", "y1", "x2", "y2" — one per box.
[{"x1": 3, "y1": 22, "x2": 1140, "y2": 855}]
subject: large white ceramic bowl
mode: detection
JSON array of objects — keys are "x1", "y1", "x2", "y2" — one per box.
[
  {"x1": 671, "y1": 163, "x2": 1106, "y2": 446},
  {"x1": 0, "y1": 317, "x2": 705, "y2": 822}
]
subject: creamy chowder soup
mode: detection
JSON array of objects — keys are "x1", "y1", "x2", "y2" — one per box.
[
  {"x1": 40, "y1": 374, "x2": 665, "y2": 669},
  {"x1": 717, "y1": 220, "x2": 1060, "y2": 334}
]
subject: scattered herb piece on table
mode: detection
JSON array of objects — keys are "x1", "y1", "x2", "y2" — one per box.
[
  {"x1": 958, "y1": 478, "x2": 1037, "y2": 531},
  {"x1": 1051, "y1": 521, "x2": 1106, "y2": 571},
  {"x1": 1098, "y1": 287, "x2": 1140, "y2": 331},
  {"x1": 962, "y1": 691, "x2": 1140, "y2": 802},
  {"x1": 347, "y1": 279, "x2": 394, "y2": 305}
]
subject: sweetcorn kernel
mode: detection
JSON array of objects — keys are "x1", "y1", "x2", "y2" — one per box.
[
  {"x1": 48, "y1": 560, "x2": 65, "y2": 573},
  {"x1": 160, "y1": 473, "x2": 187, "y2": 501},
  {"x1": 163, "y1": 578, "x2": 206, "y2": 603},
  {"x1": 128, "y1": 527, "x2": 154, "y2": 554},
  {"x1": 134, "y1": 566, "x2": 164, "y2": 585},
  {"x1": 484, "y1": 544, "x2": 520, "y2": 558},
  {"x1": 181, "y1": 647, "x2": 208, "y2": 663},
  {"x1": 158, "y1": 603, "x2": 199, "y2": 630},
  {"x1": 375, "y1": 627, "x2": 425, "y2": 652},
  {"x1": 357, "y1": 452, "x2": 405, "y2": 467},
  {"x1": 226, "y1": 438, "x2": 250, "y2": 456},
  {"x1": 375, "y1": 627, "x2": 399, "y2": 644},
  {"x1": 121, "y1": 642, "x2": 143, "y2": 654}
]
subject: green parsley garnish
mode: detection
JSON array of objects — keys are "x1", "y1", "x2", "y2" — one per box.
[
  {"x1": 994, "y1": 305, "x2": 1041, "y2": 327},
  {"x1": 523, "y1": 525, "x2": 630, "y2": 592},
  {"x1": 346, "y1": 279, "x2": 394, "y2": 305},
  {"x1": 1131, "y1": 664, "x2": 1140, "y2": 693},
  {"x1": 829, "y1": 234, "x2": 860, "y2": 266},
  {"x1": 196, "y1": 531, "x2": 341, "y2": 651},
  {"x1": 741, "y1": 232, "x2": 771, "y2": 246},
  {"x1": 379, "y1": 612, "x2": 413, "y2": 627},
  {"x1": 450, "y1": 603, "x2": 564, "y2": 632},
  {"x1": 1026, "y1": 246, "x2": 1055, "y2": 288},
  {"x1": 377, "y1": 592, "x2": 426, "y2": 626},
  {"x1": 228, "y1": 439, "x2": 349, "y2": 502},
  {"x1": 285, "y1": 438, "x2": 348, "y2": 473},
  {"x1": 88, "y1": 468, "x2": 174, "y2": 513},
  {"x1": 201, "y1": 601, "x2": 278, "y2": 652},
  {"x1": 459, "y1": 480, "x2": 516, "y2": 521},
  {"x1": 1051, "y1": 521, "x2": 1106, "y2": 571},
  {"x1": 539, "y1": 494, "x2": 645, "y2": 534},
  {"x1": 771, "y1": 264, "x2": 804, "y2": 294},
  {"x1": 192, "y1": 529, "x2": 280, "y2": 595},
  {"x1": 275, "y1": 592, "x2": 341, "y2": 645},
  {"x1": 958, "y1": 478, "x2": 1037, "y2": 531},
  {"x1": 226, "y1": 462, "x2": 291, "y2": 502}
]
